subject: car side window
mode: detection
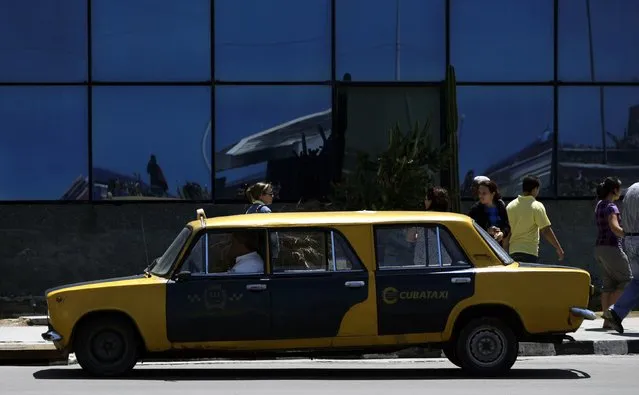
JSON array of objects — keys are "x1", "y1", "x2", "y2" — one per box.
[
  {"x1": 269, "y1": 229, "x2": 364, "y2": 273},
  {"x1": 376, "y1": 225, "x2": 470, "y2": 269},
  {"x1": 179, "y1": 229, "x2": 267, "y2": 275}
]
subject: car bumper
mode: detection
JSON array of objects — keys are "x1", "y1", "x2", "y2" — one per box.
[
  {"x1": 41, "y1": 329, "x2": 63, "y2": 342},
  {"x1": 570, "y1": 307, "x2": 597, "y2": 320}
]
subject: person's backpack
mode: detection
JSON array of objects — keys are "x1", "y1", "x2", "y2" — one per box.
[{"x1": 245, "y1": 203, "x2": 265, "y2": 214}]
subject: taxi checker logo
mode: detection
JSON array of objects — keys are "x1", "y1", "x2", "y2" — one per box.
[{"x1": 382, "y1": 287, "x2": 448, "y2": 305}]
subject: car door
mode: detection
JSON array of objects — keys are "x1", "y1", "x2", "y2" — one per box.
[
  {"x1": 165, "y1": 228, "x2": 271, "y2": 343},
  {"x1": 374, "y1": 224, "x2": 475, "y2": 336},
  {"x1": 266, "y1": 228, "x2": 370, "y2": 340}
]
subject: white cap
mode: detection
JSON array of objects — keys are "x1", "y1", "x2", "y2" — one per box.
[{"x1": 473, "y1": 176, "x2": 490, "y2": 183}]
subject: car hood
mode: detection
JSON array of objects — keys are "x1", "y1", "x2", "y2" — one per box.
[
  {"x1": 45, "y1": 274, "x2": 164, "y2": 297},
  {"x1": 516, "y1": 262, "x2": 583, "y2": 271}
]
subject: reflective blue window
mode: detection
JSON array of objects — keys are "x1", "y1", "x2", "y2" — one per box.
[
  {"x1": 559, "y1": 0, "x2": 639, "y2": 82},
  {"x1": 451, "y1": 0, "x2": 553, "y2": 82},
  {"x1": 92, "y1": 86, "x2": 211, "y2": 200},
  {"x1": 91, "y1": 0, "x2": 210, "y2": 81},
  {"x1": 0, "y1": 87, "x2": 88, "y2": 200},
  {"x1": 215, "y1": 0, "x2": 331, "y2": 81},
  {"x1": 215, "y1": 86, "x2": 332, "y2": 200},
  {"x1": 558, "y1": 87, "x2": 639, "y2": 196},
  {"x1": 335, "y1": 86, "x2": 441, "y2": 173},
  {"x1": 0, "y1": 0, "x2": 87, "y2": 82},
  {"x1": 336, "y1": 0, "x2": 445, "y2": 81},
  {"x1": 457, "y1": 86, "x2": 555, "y2": 197}
]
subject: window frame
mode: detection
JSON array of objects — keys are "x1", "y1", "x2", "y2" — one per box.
[
  {"x1": 0, "y1": 1, "x2": 89, "y2": 83},
  {"x1": 150, "y1": 225, "x2": 193, "y2": 277},
  {"x1": 5, "y1": 1, "x2": 639, "y2": 203},
  {"x1": 266, "y1": 226, "x2": 367, "y2": 276},
  {"x1": 473, "y1": 221, "x2": 514, "y2": 266},
  {"x1": 214, "y1": 0, "x2": 332, "y2": 82},
  {"x1": 449, "y1": 0, "x2": 554, "y2": 82},
  {"x1": 170, "y1": 227, "x2": 271, "y2": 279},
  {"x1": 373, "y1": 223, "x2": 474, "y2": 271},
  {"x1": 90, "y1": 0, "x2": 211, "y2": 82}
]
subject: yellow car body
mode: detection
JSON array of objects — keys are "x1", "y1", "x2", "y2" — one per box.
[{"x1": 43, "y1": 210, "x2": 595, "y2": 376}]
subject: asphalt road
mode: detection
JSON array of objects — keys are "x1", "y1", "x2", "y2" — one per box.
[{"x1": 1, "y1": 356, "x2": 633, "y2": 395}]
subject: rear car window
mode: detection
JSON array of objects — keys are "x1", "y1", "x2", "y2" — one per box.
[
  {"x1": 375, "y1": 224, "x2": 471, "y2": 269},
  {"x1": 269, "y1": 229, "x2": 365, "y2": 273}
]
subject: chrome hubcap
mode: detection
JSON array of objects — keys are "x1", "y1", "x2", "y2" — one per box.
[
  {"x1": 91, "y1": 330, "x2": 125, "y2": 363},
  {"x1": 467, "y1": 327, "x2": 506, "y2": 367}
]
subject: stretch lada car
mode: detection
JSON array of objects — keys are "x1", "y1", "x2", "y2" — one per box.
[{"x1": 42, "y1": 209, "x2": 596, "y2": 377}]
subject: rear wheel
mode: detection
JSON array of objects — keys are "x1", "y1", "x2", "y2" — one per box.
[
  {"x1": 455, "y1": 317, "x2": 518, "y2": 376},
  {"x1": 74, "y1": 316, "x2": 140, "y2": 377}
]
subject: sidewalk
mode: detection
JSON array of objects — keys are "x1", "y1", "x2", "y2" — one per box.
[
  {"x1": 518, "y1": 316, "x2": 639, "y2": 357},
  {"x1": 0, "y1": 322, "x2": 68, "y2": 365},
  {"x1": 1, "y1": 316, "x2": 638, "y2": 365}
]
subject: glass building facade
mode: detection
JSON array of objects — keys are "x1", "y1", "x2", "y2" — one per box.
[{"x1": 1, "y1": 0, "x2": 638, "y2": 203}]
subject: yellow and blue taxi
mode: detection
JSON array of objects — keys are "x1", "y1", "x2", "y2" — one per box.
[{"x1": 42, "y1": 209, "x2": 596, "y2": 377}]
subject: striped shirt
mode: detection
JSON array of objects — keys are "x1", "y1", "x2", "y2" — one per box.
[{"x1": 622, "y1": 182, "x2": 639, "y2": 234}]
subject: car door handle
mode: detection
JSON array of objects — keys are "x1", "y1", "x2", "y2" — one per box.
[
  {"x1": 246, "y1": 284, "x2": 267, "y2": 291},
  {"x1": 451, "y1": 277, "x2": 471, "y2": 284},
  {"x1": 345, "y1": 281, "x2": 365, "y2": 288}
]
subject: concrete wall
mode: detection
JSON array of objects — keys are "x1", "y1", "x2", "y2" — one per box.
[{"x1": 0, "y1": 198, "x2": 609, "y2": 317}]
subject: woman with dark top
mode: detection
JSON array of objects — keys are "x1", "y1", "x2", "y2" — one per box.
[
  {"x1": 594, "y1": 177, "x2": 629, "y2": 329},
  {"x1": 244, "y1": 182, "x2": 274, "y2": 214},
  {"x1": 468, "y1": 180, "x2": 510, "y2": 248}
]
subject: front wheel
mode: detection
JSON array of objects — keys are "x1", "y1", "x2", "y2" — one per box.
[
  {"x1": 455, "y1": 317, "x2": 518, "y2": 376},
  {"x1": 74, "y1": 316, "x2": 140, "y2": 377}
]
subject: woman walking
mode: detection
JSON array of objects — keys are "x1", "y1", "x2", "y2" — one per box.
[
  {"x1": 468, "y1": 180, "x2": 510, "y2": 248},
  {"x1": 244, "y1": 182, "x2": 275, "y2": 214},
  {"x1": 594, "y1": 177, "x2": 629, "y2": 329},
  {"x1": 244, "y1": 181, "x2": 279, "y2": 257}
]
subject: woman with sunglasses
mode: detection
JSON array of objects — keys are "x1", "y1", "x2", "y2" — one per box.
[{"x1": 245, "y1": 182, "x2": 275, "y2": 214}]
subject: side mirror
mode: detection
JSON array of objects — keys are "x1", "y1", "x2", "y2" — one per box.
[{"x1": 175, "y1": 271, "x2": 192, "y2": 282}]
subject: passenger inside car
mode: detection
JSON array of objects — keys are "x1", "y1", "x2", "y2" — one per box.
[{"x1": 227, "y1": 231, "x2": 265, "y2": 274}]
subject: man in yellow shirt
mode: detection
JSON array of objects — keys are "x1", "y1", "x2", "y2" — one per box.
[{"x1": 506, "y1": 175, "x2": 564, "y2": 263}]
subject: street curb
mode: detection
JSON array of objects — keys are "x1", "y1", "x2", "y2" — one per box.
[
  {"x1": 363, "y1": 340, "x2": 639, "y2": 359},
  {"x1": 2, "y1": 340, "x2": 639, "y2": 367},
  {"x1": 20, "y1": 316, "x2": 48, "y2": 326},
  {"x1": 0, "y1": 347, "x2": 69, "y2": 366}
]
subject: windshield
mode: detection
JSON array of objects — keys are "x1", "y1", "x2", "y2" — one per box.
[
  {"x1": 150, "y1": 227, "x2": 192, "y2": 277},
  {"x1": 473, "y1": 222, "x2": 514, "y2": 265}
]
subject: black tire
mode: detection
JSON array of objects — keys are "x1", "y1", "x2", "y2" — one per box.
[
  {"x1": 441, "y1": 342, "x2": 462, "y2": 368},
  {"x1": 73, "y1": 315, "x2": 140, "y2": 377},
  {"x1": 455, "y1": 317, "x2": 518, "y2": 376}
]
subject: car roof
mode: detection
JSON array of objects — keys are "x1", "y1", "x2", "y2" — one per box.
[{"x1": 188, "y1": 210, "x2": 473, "y2": 229}]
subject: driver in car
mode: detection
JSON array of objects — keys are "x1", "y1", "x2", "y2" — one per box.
[{"x1": 227, "y1": 231, "x2": 265, "y2": 274}]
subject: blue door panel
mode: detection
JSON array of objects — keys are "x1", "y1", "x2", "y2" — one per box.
[
  {"x1": 166, "y1": 275, "x2": 270, "y2": 342},
  {"x1": 375, "y1": 268, "x2": 475, "y2": 335},
  {"x1": 269, "y1": 271, "x2": 369, "y2": 339}
]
